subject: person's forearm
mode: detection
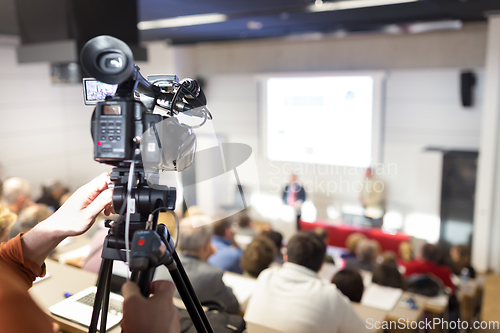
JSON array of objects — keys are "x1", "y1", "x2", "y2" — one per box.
[{"x1": 21, "y1": 218, "x2": 67, "y2": 267}]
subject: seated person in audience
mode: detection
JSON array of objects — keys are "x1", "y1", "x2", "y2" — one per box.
[
  {"x1": 0, "y1": 204, "x2": 17, "y2": 243},
  {"x1": 265, "y1": 230, "x2": 284, "y2": 265},
  {"x1": 2, "y1": 177, "x2": 33, "y2": 215},
  {"x1": 0, "y1": 173, "x2": 180, "y2": 333},
  {"x1": 313, "y1": 227, "x2": 335, "y2": 264},
  {"x1": 9, "y1": 203, "x2": 52, "y2": 239},
  {"x1": 208, "y1": 216, "x2": 243, "y2": 274},
  {"x1": 244, "y1": 232, "x2": 369, "y2": 333},
  {"x1": 381, "y1": 250, "x2": 398, "y2": 265},
  {"x1": 341, "y1": 232, "x2": 366, "y2": 260},
  {"x1": 398, "y1": 241, "x2": 415, "y2": 269},
  {"x1": 450, "y1": 244, "x2": 475, "y2": 278},
  {"x1": 345, "y1": 238, "x2": 380, "y2": 272},
  {"x1": 240, "y1": 236, "x2": 276, "y2": 278},
  {"x1": 155, "y1": 215, "x2": 240, "y2": 314},
  {"x1": 36, "y1": 179, "x2": 68, "y2": 212},
  {"x1": 331, "y1": 269, "x2": 364, "y2": 303},
  {"x1": 234, "y1": 210, "x2": 257, "y2": 238},
  {"x1": 404, "y1": 243, "x2": 456, "y2": 293},
  {"x1": 372, "y1": 262, "x2": 405, "y2": 289}
]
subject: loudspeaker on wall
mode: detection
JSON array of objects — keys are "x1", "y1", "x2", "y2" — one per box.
[{"x1": 461, "y1": 70, "x2": 476, "y2": 108}]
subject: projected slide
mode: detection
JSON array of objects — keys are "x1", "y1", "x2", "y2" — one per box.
[{"x1": 266, "y1": 76, "x2": 374, "y2": 167}]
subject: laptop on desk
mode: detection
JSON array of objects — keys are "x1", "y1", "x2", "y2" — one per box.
[
  {"x1": 49, "y1": 261, "x2": 129, "y2": 331},
  {"x1": 49, "y1": 286, "x2": 123, "y2": 331}
]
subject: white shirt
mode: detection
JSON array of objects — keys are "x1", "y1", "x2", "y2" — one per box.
[{"x1": 244, "y1": 263, "x2": 369, "y2": 333}]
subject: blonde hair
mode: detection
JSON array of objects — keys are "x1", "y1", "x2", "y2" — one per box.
[
  {"x1": 345, "y1": 233, "x2": 366, "y2": 253},
  {"x1": 2, "y1": 177, "x2": 31, "y2": 204},
  {"x1": 18, "y1": 204, "x2": 52, "y2": 232},
  {"x1": 0, "y1": 204, "x2": 17, "y2": 241}
]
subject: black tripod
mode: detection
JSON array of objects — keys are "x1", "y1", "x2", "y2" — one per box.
[{"x1": 89, "y1": 166, "x2": 214, "y2": 333}]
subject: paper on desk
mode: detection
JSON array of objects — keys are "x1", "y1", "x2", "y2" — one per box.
[
  {"x1": 361, "y1": 284, "x2": 403, "y2": 311},
  {"x1": 222, "y1": 273, "x2": 257, "y2": 304},
  {"x1": 57, "y1": 244, "x2": 91, "y2": 264}
]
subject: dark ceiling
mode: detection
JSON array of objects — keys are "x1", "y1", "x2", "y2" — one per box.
[{"x1": 1, "y1": 0, "x2": 500, "y2": 45}]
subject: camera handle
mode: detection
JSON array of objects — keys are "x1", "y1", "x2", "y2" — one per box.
[{"x1": 89, "y1": 229, "x2": 213, "y2": 333}]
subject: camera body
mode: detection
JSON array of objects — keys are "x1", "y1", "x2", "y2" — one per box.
[{"x1": 91, "y1": 99, "x2": 162, "y2": 165}]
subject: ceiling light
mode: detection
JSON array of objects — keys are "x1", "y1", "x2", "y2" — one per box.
[
  {"x1": 407, "y1": 20, "x2": 462, "y2": 34},
  {"x1": 138, "y1": 13, "x2": 227, "y2": 30},
  {"x1": 247, "y1": 21, "x2": 263, "y2": 30},
  {"x1": 308, "y1": 0, "x2": 418, "y2": 12}
]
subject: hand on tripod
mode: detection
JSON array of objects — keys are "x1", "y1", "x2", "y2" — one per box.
[
  {"x1": 22, "y1": 172, "x2": 114, "y2": 266},
  {"x1": 121, "y1": 280, "x2": 180, "y2": 333}
]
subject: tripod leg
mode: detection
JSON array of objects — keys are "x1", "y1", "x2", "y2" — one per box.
[
  {"x1": 89, "y1": 258, "x2": 113, "y2": 333},
  {"x1": 172, "y1": 252, "x2": 214, "y2": 333},
  {"x1": 169, "y1": 267, "x2": 209, "y2": 333},
  {"x1": 100, "y1": 260, "x2": 114, "y2": 333}
]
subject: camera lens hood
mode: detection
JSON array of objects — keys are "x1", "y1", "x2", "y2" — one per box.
[{"x1": 81, "y1": 35, "x2": 135, "y2": 84}]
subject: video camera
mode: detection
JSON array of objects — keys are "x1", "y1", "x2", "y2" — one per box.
[
  {"x1": 81, "y1": 35, "x2": 211, "y2": 170},
  {"x1": 80, "y1": 36, "x2": 215, "y2": 333}
]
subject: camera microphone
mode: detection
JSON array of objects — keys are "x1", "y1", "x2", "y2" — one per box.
[
  {"x1": 180, "y1": 78, "x2": 200, "y2": 99},
  {"x1": 180, "y1": 78, "x2": 207, "y2": 107}
]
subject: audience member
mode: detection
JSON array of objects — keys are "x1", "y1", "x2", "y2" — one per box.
[
  {"x1": 331, "y1": 269, "x2": 364, "y2": 303},
  {"x1": 398, "y1": 241, "x2": 415, "y2": 269},
  {"x1": 345, "y1": 238, "x2": 380, "y2": 272},
  {"x1": 36, "y1": 179, "x2": 67, "y2": 212},
  {"x1": 234, "y1": 210, "x2": 257, "y2": 238},
  {"x1": 9, "y1": 204, "x2": 52, "y2": 239},
  {"x1": 404, "y1": 243, "x2": 456, "y2": 293},
  {"x1": 313, "y1": 227, "x2": 335, "y2": 264},
  {"x1": 154, "y1": 215, "x2": 240, "y2": 314},
  {"x1": 244, "y1": 232, "x2": 368, "y2": 333},
  {"x1": 372, "y1": 262, "x2": 405, "y2": 289},
  {"x1": 341, "y1": 232, "x2": 366, "y2": 260},
  {"x1": 265, "y1": 230, "x2": 284, "y2": 265},
  {"x1": 0, "y1": 204, "x2": 16, "y2": 243},
  {"x1": 381, "y1": 250, "x2": 398, "y2": 265},
  {"x1": 240, "y1": 236, "x2": 276, "y2": 278},
  {"x1": 208, "y1": 216, "x2": 243, "y2": 274},
  {"x1": 2, "y1": 177, "x2": 32, "y2": 214},
  {"x1": 450, "y1": 244, "x2": 475, "y2": 278},
  {"x1": 0, "y1": 173, "x2": 179, "y2": 333}
]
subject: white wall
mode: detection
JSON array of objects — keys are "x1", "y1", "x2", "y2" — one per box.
[
  {"x1": 170, "y1": 25, "x2": 485, "y2": 224},
  {"x1": 0, "y1": 38, "x2": 176, "y2": 198},
  {"x1": 0, "y1": 24, "x2": 486, "y2": 247}
]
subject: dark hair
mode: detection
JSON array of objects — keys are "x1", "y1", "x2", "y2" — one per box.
[
  {"x1": 235, "y1": 212, "x2": 251, "y2": 228},
  {"x1": 332, "y1": 269, "x2": 364, "y2": 303},
  {"x1": 240, "y1": 236, "x2": 277, "y2": 278},
  {"x1": 422, "y1": 244, "x2": 441, "y2": 263},
  {"x1": 313, "y1": 227, "x2": 328, "y2": 244},
  {"x1": 265, "y1": 230, "x2": 283, "y2": 251},
  {"x1": 372, "y1": 263, "x2": 404, "y2": 289},
  {"x1": 286, "y1": 232, "x2": 326, "y2": 272},
  {"x1": 212, "y1": 216, "x2": 233, "y2": 237}
]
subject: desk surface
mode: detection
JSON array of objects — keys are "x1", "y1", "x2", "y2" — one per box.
[
  {"x1": 352, "y1": 303, "x2": 387, "y2": 333},
  {"x1": 481, "y1": 274, "x2": 500, "y2": 323},
  {"x1": 387, "y1": 292, "x2": 426, "y2": 323},
  {"x1": 30, "y1": 259, "x2": 122, "y2": 333}
]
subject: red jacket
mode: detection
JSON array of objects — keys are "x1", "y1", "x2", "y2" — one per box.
[{"x1": 404, "y1": 259, "x2": 456, "y2": 293}]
